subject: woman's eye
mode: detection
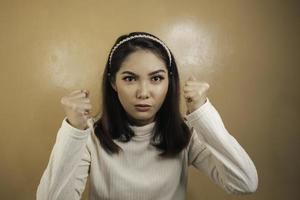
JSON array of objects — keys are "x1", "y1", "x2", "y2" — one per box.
[
  {"x1": 152, "y1": 76, "x2": 164, "y2": 82},
  {"x1": 123, "y1": 76, "x2": 136, "y2": 82},
  {"x1": 122, "y1": 76, "x2": 164, "y2": 82}
]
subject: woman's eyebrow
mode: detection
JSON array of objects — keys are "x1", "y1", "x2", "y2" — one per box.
[{"x1": 121, "y1": 69, "x2": 166, "y2": 76}]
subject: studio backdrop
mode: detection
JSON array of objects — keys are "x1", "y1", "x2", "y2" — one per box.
[{"x1": 0, "y1": 0, "x2": 299, "y2": 199}]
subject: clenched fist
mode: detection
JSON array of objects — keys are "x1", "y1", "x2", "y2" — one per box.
[
  {"x1": 183, "y1": 76, "x2": 209, "y2": 114},
  {"x1": 60, "y1": 89, "x2": 92, "y2": 130}
]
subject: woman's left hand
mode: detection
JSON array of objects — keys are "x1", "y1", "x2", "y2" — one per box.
[{"x1": 183, "y1": 75, "x2": 210, "y2": 114}]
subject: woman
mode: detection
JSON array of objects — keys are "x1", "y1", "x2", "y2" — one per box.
[{"x1": 37, "y1": 32, "x2": 258, "y2": 199}]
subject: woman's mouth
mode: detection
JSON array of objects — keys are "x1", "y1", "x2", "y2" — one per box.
[{"x1": 135, "y1": 105, "x2": 151, "y2": 112}]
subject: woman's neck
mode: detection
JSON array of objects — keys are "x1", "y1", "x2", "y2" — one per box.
[{"x1": 126, "y1": 115, "x2": 156, "y2": 127}]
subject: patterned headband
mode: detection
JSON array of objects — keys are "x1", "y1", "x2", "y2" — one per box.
[{"x1": 108, "y1": 34, "x2": 172, "y2": 68}]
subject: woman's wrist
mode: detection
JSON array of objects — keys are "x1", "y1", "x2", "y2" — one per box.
[{"x1": 66, "y1": 118, "x2": 88, "y2": 130}]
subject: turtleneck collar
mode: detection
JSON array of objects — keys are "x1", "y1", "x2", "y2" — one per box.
[{"x1": 128, "y1": 121, "x2": 156, "y2": 140}]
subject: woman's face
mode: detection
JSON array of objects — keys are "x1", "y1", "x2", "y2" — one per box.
[{"x1": 111, "y1": 50, "x2": 169, "y2": 126}]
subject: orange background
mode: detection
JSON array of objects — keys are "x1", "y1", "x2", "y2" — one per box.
[{"x1": 0, "y1": 0, "x2": 299, "y2": 199}]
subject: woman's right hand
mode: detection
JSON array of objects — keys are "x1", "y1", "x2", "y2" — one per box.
[{"x1": 60, "y1": 89, "x2": 92, "y2": 130}]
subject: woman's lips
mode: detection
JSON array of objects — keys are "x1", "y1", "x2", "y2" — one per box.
[{"x1": 135, "y1": 105, "x2": 151, "y2": 112}]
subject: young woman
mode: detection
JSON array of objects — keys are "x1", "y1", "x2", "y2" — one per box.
[{"x1": 37, "y1": 32, "x2": 258, "y2": 200}]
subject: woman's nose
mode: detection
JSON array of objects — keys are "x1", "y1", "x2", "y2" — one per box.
[{"x1": 136, "y1": 82, "x2": 150, "y2": 99}]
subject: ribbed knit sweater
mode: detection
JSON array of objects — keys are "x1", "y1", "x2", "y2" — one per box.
[{"x1": 36, "y1": 98, "x2": 258, "y2": 200}]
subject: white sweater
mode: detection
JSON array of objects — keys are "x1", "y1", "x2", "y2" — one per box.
[{"x1": 36, "y1": 98, "x2": 258, "y2": 200}]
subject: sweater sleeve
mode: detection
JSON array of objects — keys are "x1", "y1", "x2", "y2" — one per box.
[
  {"x1": 184, "y1": 98, "x2": 258, "y2": 195},
  {"x1": 36, "y1": 117, "x2": 92, "y2": 200}
]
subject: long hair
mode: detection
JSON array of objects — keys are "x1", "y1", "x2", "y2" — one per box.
[{"x1": 93, "y1": 32, "x2": 192, "y2": 158}]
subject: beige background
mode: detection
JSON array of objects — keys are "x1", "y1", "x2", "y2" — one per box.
[{"x1": 0, "y1": 0, "x2": 299, "y2": 199}]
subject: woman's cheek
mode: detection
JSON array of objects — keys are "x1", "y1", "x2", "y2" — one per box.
[{"x1": 154, "y1": 84, "x2": 168, "y2": 103}]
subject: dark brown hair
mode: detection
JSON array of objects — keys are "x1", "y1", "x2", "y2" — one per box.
[{"x1": 93, "y1": 32, "x2": 191, "y2": 158}]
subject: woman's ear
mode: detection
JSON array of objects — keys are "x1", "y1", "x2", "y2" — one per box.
[{"x1": 110, "y1": 80, "x2": 117, "y2": 92}]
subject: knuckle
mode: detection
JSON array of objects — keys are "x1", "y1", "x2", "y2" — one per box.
[
  {"x1": 201, "y1": 84, "x2": 209, "y2": 91},
  {"x1": 60, "y1": 97, "x2": 65, "y2": 105},
  {"x1": 71, "y1": 102, "x2": 77, "y2": 110},
  {"x1": 61, "y1": 97, "x2": 71, "y2": 106}
]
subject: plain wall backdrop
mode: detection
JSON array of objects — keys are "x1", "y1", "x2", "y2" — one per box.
[{"x1": 0, "y1": 0, "x2": 299, "y2": 199}]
